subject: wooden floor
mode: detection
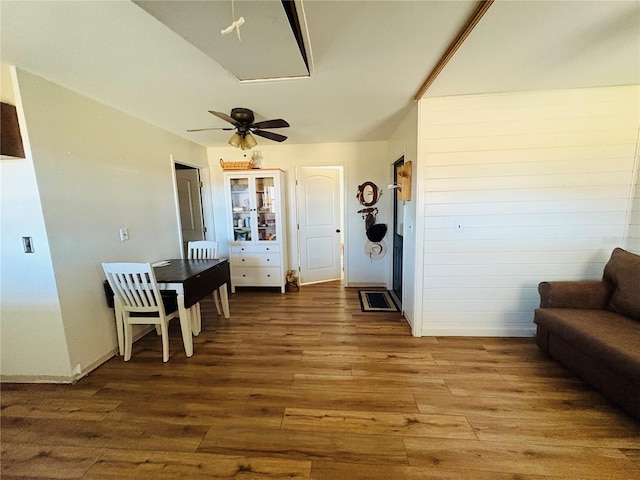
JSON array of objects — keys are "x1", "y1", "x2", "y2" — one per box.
[{"x1": 2, "y1": 281, "x2": 639, "y2": 479}]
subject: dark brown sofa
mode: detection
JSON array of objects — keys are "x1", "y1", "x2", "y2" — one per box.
[{"x1": 534, "y1": 247, "x2": 640, "y2": 420}]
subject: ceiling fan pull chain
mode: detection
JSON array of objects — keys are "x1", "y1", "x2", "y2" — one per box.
[{"x1": 221, "y1": 0, "x2": 244, "y2": 42}]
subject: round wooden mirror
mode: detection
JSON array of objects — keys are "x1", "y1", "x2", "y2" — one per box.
[{"x1": 356, "y1": 181, "x2": 381, "y2": 207}]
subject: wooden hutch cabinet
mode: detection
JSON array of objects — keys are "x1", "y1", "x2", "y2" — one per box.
[{"x1": 223, "y1": 170, "x2": 287, "y2": 293}]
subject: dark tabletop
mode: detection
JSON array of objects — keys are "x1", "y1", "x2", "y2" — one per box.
[{"x1": 153, "y1": 258, "x2": 228, "y2": 283}]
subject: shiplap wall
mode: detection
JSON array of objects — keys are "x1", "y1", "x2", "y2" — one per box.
[{"x1": 419, "y1": 86, "x2": 640, "y2": 336}]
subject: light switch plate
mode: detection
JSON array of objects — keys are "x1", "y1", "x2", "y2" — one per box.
[
  {"x1": 22, "y1": 236, "x2": 34, "y2": 253},
  {"x1": 119, "y1": 228, "x2": 129, "y2": 241}
]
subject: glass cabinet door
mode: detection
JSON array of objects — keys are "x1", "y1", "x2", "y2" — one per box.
[
  {"x1": 255, "y1": 176, "x2": 277, "y2": 241},
  {"x1": 230, "y1": 177, "x2": 252, "y2": 242}
]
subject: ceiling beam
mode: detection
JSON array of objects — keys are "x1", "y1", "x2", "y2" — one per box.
[{"x1": 414, "y1": 0, "x2": 494, "y2": 101}]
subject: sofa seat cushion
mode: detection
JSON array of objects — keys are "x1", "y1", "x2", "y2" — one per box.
[{"x1": 534, "y1": 308, "x2": 640, "y2": 381}]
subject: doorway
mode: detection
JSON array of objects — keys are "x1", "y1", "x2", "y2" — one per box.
[
  {"x1": 392, "y1": 157, "x2": 404, "y2": 306},
  {"x1": 295, "y1": 166, "x2": 344, "y2": 284},
  {"x1": 174, "y1": 163, "x2": 205, "y2": 257}
]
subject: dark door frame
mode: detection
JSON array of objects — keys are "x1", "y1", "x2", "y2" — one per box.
[{"x1": 392, "y1": 156, "x2": 404, "y2": 306}]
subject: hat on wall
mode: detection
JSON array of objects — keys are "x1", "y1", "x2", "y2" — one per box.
[
  {"x1": 364, "y1": 240, "x2": 387, "y2": 261},
  {"x1": 366, "y1": 223, "x2": 387, "y2": 242},
  {"x1": 365, "y1": 213, "x2": 376, "y2": 231}
]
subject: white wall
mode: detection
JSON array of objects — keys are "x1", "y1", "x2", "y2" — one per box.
[
  {"x1": 1, "y1": 70, "x2": 207, "y2": 380},
  {"x1": 387, "y1": 103, "x2": 419, "y2": 333},
  {"x1": 419, "y1": 85, "x2": 640, "y2": 337},
  {"x1": 207, "y1": 141, "x2": 391, "y2": 287},
  {"x1": 1, "y1": 65, "x2": 72, "y2": 380}
]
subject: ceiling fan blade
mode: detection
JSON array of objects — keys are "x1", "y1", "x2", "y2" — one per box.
[
  {"x1": 208, "y1": 110, "x2": 237, "y2": 125},
  {"x1": 251, "y1": 119, "x2": 289, "y2": 130},
  {"x1": 187, "y1": 127, "x2": 234, "y2": 132},
  {"x1": 253, "y1": 129, "x2": 287, "y2": 142}
]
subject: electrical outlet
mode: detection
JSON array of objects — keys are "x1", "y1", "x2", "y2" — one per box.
[{"x1": 119, "y1": 228, "x2": 129, "y2": 241}]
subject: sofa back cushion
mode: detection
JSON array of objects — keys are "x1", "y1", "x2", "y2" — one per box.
[{"x1": 603, "y1": 248, "x2": 640, "y2": 321}]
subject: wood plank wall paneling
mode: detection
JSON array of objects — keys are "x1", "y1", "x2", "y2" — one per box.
[{"x1": 420, "y1": 85, "x2": 640, "y2": 336}]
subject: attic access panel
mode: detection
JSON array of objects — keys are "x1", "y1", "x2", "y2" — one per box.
[{"x1": 133, "y1": 0, "x2": 309, "y2": 81}]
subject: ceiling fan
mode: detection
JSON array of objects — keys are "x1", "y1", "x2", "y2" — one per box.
[{"x1": 188, "y1": 108, "x2": 289, "y2": 150}]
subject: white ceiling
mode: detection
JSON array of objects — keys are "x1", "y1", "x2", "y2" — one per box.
[
  {"x1": 1, "y1": 1, "x2": 638, "y2": 148},
  {"x1": 133, "y1": 0, "x2": 311, "y2": 81}
]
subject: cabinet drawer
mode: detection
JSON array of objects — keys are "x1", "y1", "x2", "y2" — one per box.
[
  {"x1": 231, "y1": 254, "x2": 280, "y2": 268},
  {"x1": 232, "y1": 267, "x2": 281, "y2": 285},
  {"x1": 231, "y1": 244, "x2": 280, "y2": 255}
]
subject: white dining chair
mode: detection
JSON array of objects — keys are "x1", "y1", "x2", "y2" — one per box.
[
  {"x1": 188, "y1": 240, "x2": 219, "y2": 260},
  {"x1": 102, "y1": 262, "x2": 182, "y2": 362},
  {"x1": 187, "y1": 241, "x2": 222, "y2": 334}
]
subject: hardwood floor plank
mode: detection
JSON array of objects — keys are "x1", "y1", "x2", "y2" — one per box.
[
  {"x1": 414, "y1": 393, "x2": 625, "y2": 420},
  {"x1": 355, "y1": 324, "x2": 414, "y2": 335},
  {"x1": 404, "y1": 438, "x2": 637, "y2": 478},
  {"x1": 1, "y1": 384, "x2": 99, "y2": 400},
  {"x1": 106, "y1": 400, "x2": 285, "y2": 430},
  {"x1": 83, "y1": 449, "x2": 311, "y2": 480},
  {"x1": 91, "y1": 382, "x2": 253, "y2": 404},
  {"x1": 197, "y1": 427, "x2": 409, "y2": 464},
  {"x1": 4, "y1": 417, "x2": 208, "y2": 452},
  {"x1": 444, "y1": 377, "x2": 600, "y2": 400},
  {"x1": 1, "y1": 397, "x2": 120, "y2": 422},
  {"x1": 211, "y1": 358, "x2": 353, "y2": 377},
  {"x1": 247, "y1": 387, "x2": 420, "y2": 413},
  {"x1": 469, "y1": 415, "x2": 640, "y2": 448},
  {"x1": 495, "y1": 364, "x2": 586, "y2": 381},
  {"x1": 291, "y1": 373, "x2": 450, "y2": 395},
  {"x1": 622, "y1": 448, "x2": 640, "y2": 466},
  {"x1": 281, "y1": 408, "x2": 476, "y2": 439},
  {"x1": 88, "y1": 364, "x2": 295, "y2": 390},
  {"x1": 351, "y1": 364, "x2": 503, "y2": 381},
  {"x1": 310, "y1": 461, "x2": 550, "y2": 480},
  {"x1": 300, "y1": 349, "x2": 436, "y2": 364},
  {"x1": 1, "y1": 443, "x2": 106, "y2": 479}
]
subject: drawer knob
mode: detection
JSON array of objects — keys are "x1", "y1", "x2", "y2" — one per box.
[
  {"x1": 267, "y1": 274, "x2": 271, "y2": 277},
  {"x1": 242, "y1": 259, "x2": 245, "y2": 262},
  {"x1": 242, "y1": 274, "x2": 246, "y2": 277},
  {"x1": 267, "y1": 259, "x2": 270, "y2": 262}
]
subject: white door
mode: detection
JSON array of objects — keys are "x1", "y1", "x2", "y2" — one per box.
[
  {"x1": 296, "y1": 166, "x2": 342, "y2": 284},
  {"x1": 176, "y1": 168, "x2": 205, "y2": 255}
]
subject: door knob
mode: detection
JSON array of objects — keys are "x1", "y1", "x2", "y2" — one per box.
[{"x1": 336, "y1": 229, "x2": 341, "y2": 233}]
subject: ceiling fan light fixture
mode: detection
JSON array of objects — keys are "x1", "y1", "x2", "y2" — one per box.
[
  {"x1": 228, "y1": 132, "x2": 242, "y2": 148},
  {"x1": 243, "y1": 132, "x2": 257, "y2": 149},
  {"x1": 195, "y1": 108, "x2": 288, "y2": 148}
]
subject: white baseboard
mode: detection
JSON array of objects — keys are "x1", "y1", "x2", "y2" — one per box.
[
  {"x1": 0, "y1": 347, "x2": 118, "y2": 384},
  {"x1": 0, "y1": 327, "x2": 153, "y2": 384},
  {"x1": 0, "y1": 373, "x2": 79, "y2": 384},
  {"x1": 420, "y1": 325, "x2": 537, "y2": 337}
]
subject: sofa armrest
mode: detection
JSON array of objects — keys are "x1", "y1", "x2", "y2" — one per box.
[{"x1": 538, "y1": 281, "x2": 612, "y2": 309}]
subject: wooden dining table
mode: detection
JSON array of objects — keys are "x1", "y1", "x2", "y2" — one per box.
[{"x1": 154, "y1": 258, "x2": 230, "y2": 357}]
